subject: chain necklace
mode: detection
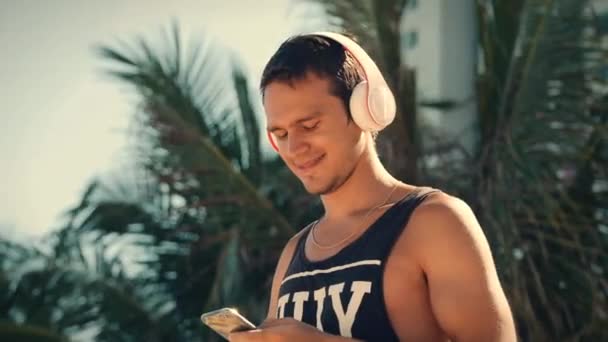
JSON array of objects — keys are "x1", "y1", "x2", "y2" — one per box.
[{"x1": 310, "y1": 184, "x2": 399, "y2": 250}]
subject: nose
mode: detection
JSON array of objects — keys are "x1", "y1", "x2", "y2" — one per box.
[{"x1": 286, "y1": 131, "x2": 309, "y2": 156}]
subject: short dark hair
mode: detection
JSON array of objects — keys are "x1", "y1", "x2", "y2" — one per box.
[{"x1": 259, "y1": 33, "x2": 364, "y2": 121}]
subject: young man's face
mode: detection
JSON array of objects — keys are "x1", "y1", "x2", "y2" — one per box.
[{"x1": 264, "y1": 72, "x2": 366, "y2": 195}]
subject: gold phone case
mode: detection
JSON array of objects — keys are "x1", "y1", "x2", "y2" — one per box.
[{"x1": 200, "y1": 308, "x2": 256, "y2": 340}]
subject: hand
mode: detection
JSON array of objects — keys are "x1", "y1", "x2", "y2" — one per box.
[{"x1": 228, "y1": 318, "x2": 328, "y2": 342}]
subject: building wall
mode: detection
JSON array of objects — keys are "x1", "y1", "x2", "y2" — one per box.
[{"x1": 401, "y1": 0, "x2": 478, "y2": 155}]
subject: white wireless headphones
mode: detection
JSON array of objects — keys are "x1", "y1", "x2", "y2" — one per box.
[{"x1": 267, "y1": 31, "x2": 396, "y2": 152}]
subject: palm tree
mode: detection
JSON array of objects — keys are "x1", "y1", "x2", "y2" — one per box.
[
  {"x1": 301, "y1": 0, "x2": 608, "y2": 340},
  {"x1": 48, "y1": 22, "x2": 324, "y2": 341},
  {"x1": 0, "y1": 223, "x2": 182, "y2": 342},
  {"x1": 8, "y1": 1, "x2": 604, "y2": 340},
  {"x1": 0, "y1": 237, "x2": 72, "y2": 342}
]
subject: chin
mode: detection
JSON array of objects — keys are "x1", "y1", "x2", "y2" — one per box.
[
  {"x1": 305, "y1": 186, "x2": 330, "y2": 196},
  {"x1": 301, "y1": 181, "x2": 323, "y2": 195},
  {"x1": 301, "y1": 177, "x2": 341, "y2": 196}
]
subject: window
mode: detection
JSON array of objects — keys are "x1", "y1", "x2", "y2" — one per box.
[{"x1": 403, "y1": 30, "x2": 418, "y2": 49}]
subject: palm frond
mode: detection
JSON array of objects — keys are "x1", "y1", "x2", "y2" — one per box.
[
  {"x1": 0, "y1": 322, "x2": 68, "y2": 342},
  {"x1": 95, "y1": 25, "x2": 293, "y2": 237},
  {"x1": 476, "y1": 0, "x2": 608, "y2": 339}
]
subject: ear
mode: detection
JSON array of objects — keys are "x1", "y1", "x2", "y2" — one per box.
[{"x1": 267, "y1": 131, "x2": 279, "y2": 152}]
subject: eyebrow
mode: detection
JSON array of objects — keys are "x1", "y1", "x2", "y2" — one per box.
[{"x1": 266, "y1": 111, "x2": 322, "y2": 132}]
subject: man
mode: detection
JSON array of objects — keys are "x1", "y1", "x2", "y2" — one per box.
[{"x1": 230, "y1": 33, "x2": 516, "y2": 341}]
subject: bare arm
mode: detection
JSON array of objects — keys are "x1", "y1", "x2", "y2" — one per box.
[
  {"x1": 409, "y1": 194, "x2": 517, "y2": 342},
  {"x1": 230, "y1": 228, "x2": 362, "y2": 341}
]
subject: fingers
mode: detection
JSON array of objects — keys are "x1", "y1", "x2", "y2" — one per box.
[
  {"x1": 259, "y1": 317, "x2": 297, "y2": 328},
  {"x1": 228, "y1": 329, "x2": 263, "y2": 341},
  {"x1": 258, "y1": 318, "x2": 276, "y2": 329},
  {"x1": 229, "y1": 319, "x2": 302, "y2": 341}
]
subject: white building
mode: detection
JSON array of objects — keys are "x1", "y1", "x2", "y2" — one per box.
[{"x1": 400, "y1": 0, "x2": 478, "y2": 156}]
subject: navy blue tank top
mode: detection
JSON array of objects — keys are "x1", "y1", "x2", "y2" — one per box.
[{"x1": 276, "y1": 188, "x2": 437, "y2": 341}]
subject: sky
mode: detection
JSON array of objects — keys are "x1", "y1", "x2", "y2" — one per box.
[{"x1": 0, "y1": 0, "x2": 323, "y2": 240}]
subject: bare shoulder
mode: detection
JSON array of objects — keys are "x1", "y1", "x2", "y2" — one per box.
[
  {"x1": 414, "y1": 190, "x2": 475, "y2": 223},
  {"x1": 403, "y1": 191, "x2": 490, "y2": 262},
  {"x1": 280, "y1": 225, "x2": 310, "y2": 260},
  {"x1": 382, "y1": 189, "x2": 488, "y2": 340},
  {"x1": 387, "y1": 190, "x2": 482, "y2": 263},
  {"x1": 265, "y1": 223, "x2": 314, "y2": 320},
  {"x1": 274, "y1": 223, "x2": 313, "y2": 281},
  {"x1": 387, "y1": 189, "x2": 516, "y2": 341}
]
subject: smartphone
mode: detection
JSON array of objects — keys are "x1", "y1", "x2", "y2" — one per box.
[{"x1": 200, "y1": 307, "x2": 257, "y2": 340}]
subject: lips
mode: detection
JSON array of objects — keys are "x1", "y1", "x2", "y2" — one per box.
[{"x1": 295, "y1": 154, "x2": 325, "y2": 173}]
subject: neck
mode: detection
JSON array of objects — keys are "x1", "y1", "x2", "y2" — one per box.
[{"x1": 320, "y1": 146, "x2": 401, "y2": 221}]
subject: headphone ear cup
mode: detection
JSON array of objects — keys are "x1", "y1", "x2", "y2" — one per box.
[
  {"x1": 267, "y1": 131, "x2": 279, "y2": 152},
  {"x1": 350, "y1": 81, "x2": 396, "y2": 132},
  {"x1": 368, "y1": 85, "x2": 396, "y2": 128},
  {"x1": 349, "y1": 81, "x2": 373, "y2": 131}
]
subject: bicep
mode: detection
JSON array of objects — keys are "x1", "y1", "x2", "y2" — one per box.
[{"x1": 414, "y1": 198, "x2": 516, "y2": 341}]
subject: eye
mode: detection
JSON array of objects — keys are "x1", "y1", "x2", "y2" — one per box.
[
  {"x1": 302, "y1": 121, "x2": 319, "y2": 130},
  {"x1": 274, "y1": 130, "x2": 288, "y2": 140}
]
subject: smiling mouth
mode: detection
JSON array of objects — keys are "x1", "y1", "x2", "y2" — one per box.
[{"x1": 295, "y1": 154, "x2": 325, "y2": 172}]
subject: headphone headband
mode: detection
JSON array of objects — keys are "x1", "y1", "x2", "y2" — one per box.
[{"x1": 311, "y1": 32, "x2": 388, "y2": 96}]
